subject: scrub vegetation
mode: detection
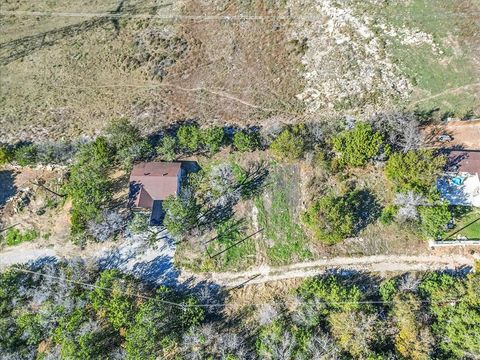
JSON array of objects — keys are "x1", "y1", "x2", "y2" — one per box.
[{"x1": 1, "y1": 262, "x2": 479, "y2": 359}]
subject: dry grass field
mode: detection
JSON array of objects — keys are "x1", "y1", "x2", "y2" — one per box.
[{"x1": 1, "y1": 0, "x2": 479, "y2": 142}]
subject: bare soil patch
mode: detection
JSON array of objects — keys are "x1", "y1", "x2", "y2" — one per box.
[
  {"x1": 0, "y1": 165, "x2": 69, "y2": 246},
  {"x1": 423, "y1": 120, "x2": 480, "y2": 150}
]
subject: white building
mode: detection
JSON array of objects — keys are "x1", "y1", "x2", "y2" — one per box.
[{"x1": 437, "y1": 150, "x2": 480, "y2": 207}]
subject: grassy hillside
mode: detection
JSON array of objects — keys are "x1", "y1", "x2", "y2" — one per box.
[{"x1": 1, "y1": 0, "x2": 479, "y2": 142}]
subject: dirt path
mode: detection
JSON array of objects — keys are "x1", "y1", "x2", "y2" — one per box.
[
  {"x1": 410, "y1": 82, "x2": 480, "y2": 106},
  {"x1": 181, "y1": 254, "x2": 476, "y2": 287},
  {"x1": 1, "y1": 241, "x2": 476, "y2": 287},
  {"x1": 0, "y1": 244, "x2": 57, "y2": 268}
]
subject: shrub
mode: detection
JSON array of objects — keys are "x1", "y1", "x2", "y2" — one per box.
[
  {"x1": 385, "y1": 150, "x2": 446, "y2": 194},
  {"x1": 332, "y1": 122, "x2": 384, "y2": 167},
  {"x1": 156, "y1": 135, "x2": 177, "y2": 161},
  {"x1": 201, "y1": 127, "x2": 225, "y2": 154},
  {"x1": 379, "y1": 205, "x2": 397, "y2": 225},
  {"x1": 0, "y1": 146, "x2": 13, "y2": 165},
  {"x1": 269, "y1": 125, "x2": 305, "y2": 160},
  {"x1": 233, "y1": 130, "x2": 259, "y2": 152},
  {"x1": 3, "y1": 228, "x2": 38, "y2": 246},
  {"x1": 35, "y1": 141, "x2": 78, "y2": 165},
  {"x1": 303, "y1": 193, "x2": 357, "y2": 244},
  {"x1": 13, "y1": 144, "x2": 38, "y2": 166},
  {"x1": 177, "y1": 125, "x2": 201, "y2": 152},
  {"x1": 418, "y1": 203, "x2": 451, "y2": 239}
]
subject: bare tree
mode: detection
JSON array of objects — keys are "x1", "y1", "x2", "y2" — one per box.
[
  {"x1": 259, "y1": 330, "x2": 297, "y2": 360},
  {"x1": 304, "y1": 333, "x2": 341, "y2": 359},
  {"x1": 397, "y1": 273, "x2": 421, "y2": 292},
  {"x1": 394, "y1": 191, "x2": 426, "y2": 223},
  {"x1": 181, "y1": 324, "x2": 215, "y2": 360},
  {"x1": 257, "y1": 303, "x2": 279, "y2": 326},
  {"x1": 216, "y1": 333, "x2": 250, "y2": 359},
  {"x1": 87, "y1": 210, "x2": 125, "y2": 242},
  {"x1": 291, "y1": 296, "x2": 324, "y2": 327},
  {"x1": 370, "y1": 111, "x2": 423, "y2": 152},
  {"x1": 210, "y1": 164, "x2": 236, "y2": 196}
]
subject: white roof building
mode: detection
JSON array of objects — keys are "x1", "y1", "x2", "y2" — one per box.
[{"x1": 437, "y1": 150, "x2": 480, "y2": 207}]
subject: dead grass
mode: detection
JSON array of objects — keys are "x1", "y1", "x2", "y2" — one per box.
[{"x1": 0, "y1": 0, "x2": 304, "y2": 142}]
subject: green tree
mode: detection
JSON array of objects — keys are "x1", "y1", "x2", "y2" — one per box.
[
  {"x1": 89, "y1": 270, "x2": 136, "y2": 330},
  {"x1": 128, "y1": 212, "x2": 150, "y2": 234},
  {"x1": 156, "y1": 135, "x2": 177, "y2": 161},
  {"x1": 118, "y1": 139, "x2": 153, "y2": 170},
  {"x1": 269, "y1": 125, "x2": 305, "y2": 160},
  {"x1": 177, "y1": 125, "x2": 201, "y2": 152},
  {"x1": 105, "y1": 118, "x2": 141, "y2": 154},
  {"x1": 418, "y1": 203, "x2": 451, "y2": 239},
  {"x1": 201, "y1": 127, "x2": 225, "y2": 154},
  {"x1": 391, "y1": 293, "x2": 432, "y2": 360},
  {"x1": 233, "y1": 130, "x2": 259, "y2": 152},
  {"x1": 162, "y1": 191, "x2": 200, "y2": 237},
  {"x1": 385, "y1": 150, "x2": 446, "y2": 194},
  {"x1": 53, "y1": 308, "x2": 115, "y2": 360},
  {"x1": 125, "y1": 290, "x2": 203, "y2": 360},
  {"x1": 124, "y1": 300, "x2": 167, "y2": 360},
  {"x1": 66, "y1": 137, "x2": 113, "y2": 234},
  {"x1": 303, "y1": 192, "x2": 359, "y2": 244},
  {"x1": 179, "y1": 297, "x2": 205, "y2": 328},
  {"x1": 298, "y1": 275, "x2": 362, "y2": 313},
  {"x1": 419, "y1": 272, "x2": 480, "y2": 359},
  {"x1": 332, "y1": 122, "x2": 384, "y2": 167},
  {"x1": 328, "y1": 310, "x2": 379, "y2": 358}
]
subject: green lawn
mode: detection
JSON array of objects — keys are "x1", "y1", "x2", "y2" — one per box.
[
  {"x1": 447, "y1": 208, "x2": 480, "y2": 240},
  {"x1": 205, "y1": 219, "x2": 257, "y2": 272},
  {"x1": 255, "y1": 165, "x2": 312, "y2": 266}
]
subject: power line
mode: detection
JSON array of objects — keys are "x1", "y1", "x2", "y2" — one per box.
[
  {"x1": 9, "y1": 266, "x2": 467, "y2": 308},
  {"x1": 1, "y1": 9, "x2": 479, "y2": 21},
  {"x1": 11, "y1": 266, "x2": 217, "y2": 309}
]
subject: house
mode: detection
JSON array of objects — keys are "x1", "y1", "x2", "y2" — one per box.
[
  {"x1": 437, "y1": 150, "x2": 480, "y2": 207},
  {"x1": 129, "y1": 162, "x2": 183, "y2": 225}
]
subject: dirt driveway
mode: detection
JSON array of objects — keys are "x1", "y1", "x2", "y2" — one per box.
[{"x1": 424, "y1": 119, "x2": 480, "y2": 149}]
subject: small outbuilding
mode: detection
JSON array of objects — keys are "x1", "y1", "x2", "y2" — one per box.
[
  {"x1": 129, "y1": 162, "x2": 183, "y2": 225},
  {"x1": 437, "y1": 150, "x2": 480, "y2": 207}
]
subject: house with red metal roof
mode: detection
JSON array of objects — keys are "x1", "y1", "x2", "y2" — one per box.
[{"x1": 129, "y1": 162, "x2": 183, "y2": 225}]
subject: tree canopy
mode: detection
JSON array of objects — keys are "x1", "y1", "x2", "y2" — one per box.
[
  {"x1": 332, "y1": 122, "x2": 385, "y2": 167},
  {"x1": 385, "y1": 150, "x2": 446, "y2": 194},
  {"x1": 269, "y1": 125, "x2": 306, "y2": 160}
]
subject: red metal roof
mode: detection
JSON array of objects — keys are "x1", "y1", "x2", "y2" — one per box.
[
  {"x1": 129, "y1": 162, "x2": 181, "y2": 208},
  {"x1": 446, "y1": 150, "x2": 480, "y2": 174}
]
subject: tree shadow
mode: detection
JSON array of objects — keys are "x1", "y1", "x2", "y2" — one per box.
[
  {"x1": 423, "y1": 125, "x2": 456, "y2": 147},
  {"x1": 197, "y1": 162, "x2": 269, "y2": 230},
  {"x1": 352, "y1": 189, "x2": 381, "y2": 234},
  {"x1": 0, "y1": 170, "x2": 17, "y2": 207}
]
